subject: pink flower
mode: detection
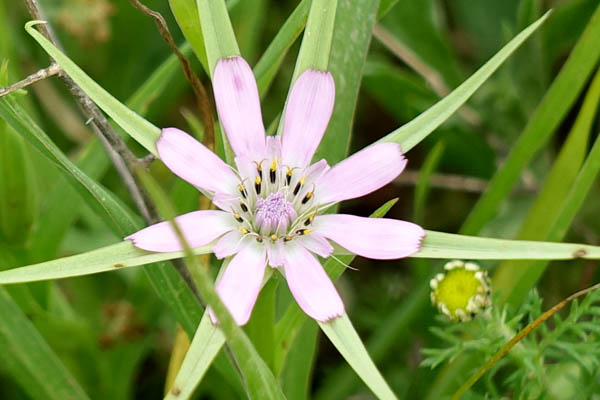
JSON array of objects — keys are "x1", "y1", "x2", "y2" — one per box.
[{"x1": 125, "y1": 57, "x2": 425, "y2": 325}]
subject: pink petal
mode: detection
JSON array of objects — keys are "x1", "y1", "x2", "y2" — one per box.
[
  {"x1": 125, "y1": 210, "x2": 235, "y2": 252},
  {"x1": 282, "y1": 242, "x2": 344, "y2": 322},
  {"x1": 296, "y1": 232, "x2": 333, "y2": 258},
  {"x1": 313, "y1": 214, "x2": 425, "y2": 259},
  {"x1": 282, "y1": 70, "x2": 335, "y2": 168},
  {"x1": 213, "y1": 57, "x2": 266, "y2": 157},
  {"x1": 158, "y1": 128, "x2": 239, "y2": 195},
  {"x1": 214, "y1": 240, "x2": 267, "y2": 325},
  {"x1": 315, "y1": 143, "x2": 407, "y2": 205},
  {"x1": 266, "y1": 239, "x2": 284, "y2": 267},
  {"x1": 266, "y1": 135, "x2": 282, "y2": 160},
  {"x1": 213, "y1": 230, "x2": 248, "y2": 259}
]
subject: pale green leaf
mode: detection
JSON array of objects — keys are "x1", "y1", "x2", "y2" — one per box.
[
  {"x1": 378, "y1": 10, "x2": 551, "y2": 152},
  {"x1": 196, "y1": 0, "x2": 240, "y2": 75},
  {"x1": 164, "y1": 313, "x2": 226, "y2": 400},
  {"x1": 319, "y1": 314, "x2": 398, "y2": 400},
  {"x1": 0, "y1": 241, "x2": 212, "y2": 285},
  {"x1": 24, "y1": 21, "x2": 161, "y2": 155}
]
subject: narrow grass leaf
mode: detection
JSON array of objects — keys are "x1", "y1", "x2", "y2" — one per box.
[
  {"x1": 319, "y1": 314, "x2": 398, "y2": 400},
  {"x1": 254, "y1": 0, "x2": 311, "y2": 96},
  {"x1": 494, "y1": 68, "x2": 600, "y2": 306},
  {"x1": 164, "y1": 313, "x2": 226, "y2": 400},
  {"x1": 25, "y1": 21, "x2": 161, "y2": 155},
  {"x1": 412, "y1": 231, "x2": 600, "y2": 260},
  {"x1": 0, "y1": 287, "x2": 90, "y2": 400},
  {"x1": 461, "y1": 5, "x2": 600, "y2": 235},
  {"x1": 196, "y1": 0, "x2": 240, "y2": 75},
  {"x1": 0, "y1": 241, "x2": 212, "y2": 284},
  {"x1": 169, "y1": 0, "x2": 209, "y2": 73},
  {"x1": 378, "y1": 11, "x2": 551, "y2": 152}
]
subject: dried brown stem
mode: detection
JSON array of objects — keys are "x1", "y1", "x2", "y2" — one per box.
[
  {"x1": 0, "y1": 63, "x2": 61, "y2": 98},
  {"x1": 128, "y1": 0, "x2": 216, "y2": 151}
]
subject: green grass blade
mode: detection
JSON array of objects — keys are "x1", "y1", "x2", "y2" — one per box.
[
  {"x1": 24, "y1": 21, "x2": 161, "y2": 155},
  {"x1": 494, "y1": 68, "x2": 600, "y2": 306},
  {"x1": 411, "y1": 231, "x2": 600, "y2": 260},
  {"x1": 164, "y1": 313, "x2": 226, "y2": 400},
  {"x1": 319, "y1": 315, "x2": 398, "y2": 400},
  {"x1": 313, "y1": 0, "x2": 380, "y2": 165},
  {"x1": 196, "y1": 0, "x2": 240, "y2": 75},
  {"x1": 169, "y1": 0, "x2": 209, "y2": 73},
  {"x1": 273, "y1": 199, "x2": 398, "y2": 377},
  {"x1": 0, "y1": 95, "x2": 140, "y2": 237},
  {"x1": 254, "y1": 0, "x2": 311, "y2": 97},
  {"x1": 461, "y1": 5, "x2": 600, "y2": 235},
  {"x1": 6, "y1": 227, "x2": 600, "y2": 286},
  {"x1": 0, "y1": 241, "x2": 211, "y2": 284},
  {"x1": 414, "y1": 141, "x2": 445, "y2": 224},
  {"x1": 377, "y1": 0, "x2": 400, "y2": 19},
  {"x1": 377, "y1": 11, "x2": 551, "y2": 152},
  {"x1": 315, "y1": 284, "x2": 430, "y2": 400},
  {"x1": 292, "y1": 0, "x2": 337, "y2": 78},
  {"x1": 0, "y1": 287, "x2": 90, "y2": 400}
]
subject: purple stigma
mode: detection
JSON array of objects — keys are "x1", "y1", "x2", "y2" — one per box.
[{"x1": 254, "y1": 192, "x2": 297, "y2": 235}]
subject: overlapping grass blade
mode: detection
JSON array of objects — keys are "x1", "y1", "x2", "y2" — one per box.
[
  {"x1": 461, "y1": 5, "x2": 600, "y2": 235},
  {"x1": 378, "y1": 11, "x2": 551, "y2": 152},
  {"x1": 494, "y1": 68, "x2": 600, "y2": 307},
  {"x1": 25, "y1": 21, "x2": 161, "y2": 155},
  {"x1": 319, "y1": 315, "x2": 398, "y2": 400}
]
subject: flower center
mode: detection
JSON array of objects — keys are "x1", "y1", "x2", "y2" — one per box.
[{"x1": 254, "y1": 192, "x2": 297, "y2": 235}]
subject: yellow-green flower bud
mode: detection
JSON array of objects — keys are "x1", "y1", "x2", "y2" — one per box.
[{"x1": 430, "y1": 260, "x2": 491, "y2": 322}]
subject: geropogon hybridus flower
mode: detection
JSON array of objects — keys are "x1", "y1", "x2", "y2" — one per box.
[{"x1": 126, "y1": 56, "x2": 425, "y2": 325}]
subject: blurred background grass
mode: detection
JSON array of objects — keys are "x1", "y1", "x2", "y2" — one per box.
[{"x1": 0, "y1": 0, "x2": 599, "y2": 398}]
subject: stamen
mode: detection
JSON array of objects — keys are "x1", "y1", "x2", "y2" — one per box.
[
  {"x1": 269, "y1": 160, "x2": 277, "y2": 184},
  {"x1": 233, "y1": 213, "x2": 244, "y2": 223},
  {"x1": 239, "y1": 227, "x2": 249, "y2": 235},
  {"x1": 284, "y1": 235, "x2": 293, "y2": 242},
  {"x1": 237, "y1": 184, "x2": 247, "y2": 199},
  {"x1": 301, "y1": 191, "x2": 313, "y2": 204},
  {"x1": 240, "y1": 202, "x2": 249, "y2": 213},
  {"x1": 256, "y1": 236, "x2": 263, "y2": 243},
  {"x1": 293, "y1": 177, "x2": 305, "y2": 196},
  {"x1": 254, "y1": 175, "x2": 262, "y2": 195},
  {"x1": 296, "y1": 229, "x2": 311, "y2": 236},
  {"x1": 286, "y1": 169, "x2": 293, "y2": 185},
  {"x1": 270, "y1": 234, "x2": 278, "y2": 242},
  {"x1": 304, "y1": 215, "x2": 315, "y2": 226}
]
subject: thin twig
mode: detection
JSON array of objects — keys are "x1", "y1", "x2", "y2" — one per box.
[
  {"x1": 373, "y1": 23, "x2": 482, "y2": 127},
  {"x1": 128, "y1": 0, "x2": 216, "y2": 151},
  {"x1": 23, "y1": 0, "x2": 154, "y2": 221},
  {"x1": 22, "y1": 0, "x2": 200, "y2": 299},
  {"x1": 0, "y1": 63, "x2": 60, "y2": 98},
  {"x1": 451, "y1": 282, "x2": 600, "y2": 399},
  {"x1": 393, "y1": 170, "x2": 538, "y2": 194}
]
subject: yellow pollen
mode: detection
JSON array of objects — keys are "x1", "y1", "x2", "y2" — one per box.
[
  {"x1": 255, "y1": 176, "x2": 262, "y2": 185},
  {"x1": 270, "y1": 234, "x2": 278, "y2": 241},
  {"x1": 239, "y1": 227, "x2": 249, "y2": 234}
]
